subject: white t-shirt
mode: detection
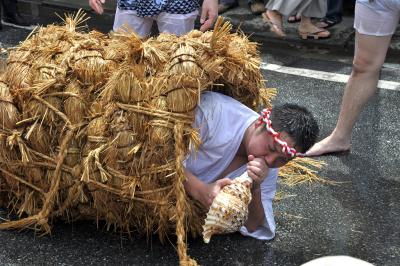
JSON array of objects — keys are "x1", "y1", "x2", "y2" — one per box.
[{"x1": 184, "y1": 91, "x2": 278, "y2": 240}]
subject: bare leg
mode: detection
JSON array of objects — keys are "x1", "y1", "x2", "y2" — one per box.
[{"x1": 306, "y1": 32, "x2": 392, "y2": 156}]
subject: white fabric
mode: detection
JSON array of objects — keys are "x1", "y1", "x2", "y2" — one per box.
[
  {"x1": 265, "y1": 0, "x2": 327, "y2": 18},
  {"x1": 184, "y1": 91, "x2": 279, "y2": 240},
  {"x1": 301, "y1": 255, "x2": 373, "y2": 266},
  {"x1": 355, "y1": 0, "x2": 400, "y2": 36},
  {"x1": 113, "y1": 8, "x2": 198, "y2": 37}
]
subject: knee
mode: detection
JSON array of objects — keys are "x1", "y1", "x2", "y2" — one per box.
[{"x1": 352, "y1": 56, "x2": 382, "y2": 76}]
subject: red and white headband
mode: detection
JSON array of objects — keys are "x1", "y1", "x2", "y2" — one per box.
[{"x1": 256, "y1": 108, "x2": 305, "y2": 158}]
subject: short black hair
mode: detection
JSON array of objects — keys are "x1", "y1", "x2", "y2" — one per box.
[{"x1": 270, "y1": 104, "x2": 319, "y2": 153}]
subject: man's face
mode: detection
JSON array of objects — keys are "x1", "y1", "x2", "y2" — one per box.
[{"x1": 247, "y1": 128, "x2": 298, "y2": 168}]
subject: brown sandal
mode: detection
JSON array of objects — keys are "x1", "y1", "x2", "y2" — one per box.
[
  {"x1": 262, "y1": 12, "x2": 286, "y2": 38},
  {"x1": 299, "y1": 29, "x2": 330, "y2": 40}
]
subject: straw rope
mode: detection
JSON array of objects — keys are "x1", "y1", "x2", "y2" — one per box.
[
  {"x1": 116, "y1": 102, "x2": 193, "y2": 124},
  {"x1": 174, "y1": 123, "x2": 197, "y2": 266},
  {"x1": 84, "y1": 180, "x2": 168, "y2": 205},
  {"x1": 32, "y1": 95, "x2": 72, "y2": 127},
  {"x1": 0, "y1": 167, "x2": 45, "y2": 194}
]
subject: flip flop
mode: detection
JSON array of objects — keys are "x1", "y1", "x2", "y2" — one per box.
[
  {"x1": 299, "y1": 29, "x2": 330, "y2": 40},
  {"x1": 262, "y1": 12, "x2": 286, "y2": 38},
  {"x1": 316, "y1": 17, "x2": 341, "y2": 29}
]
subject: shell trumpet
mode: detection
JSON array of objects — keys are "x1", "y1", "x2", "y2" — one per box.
[{"x1": 202, "y1": 172, "x2": 253, "y2": 243}]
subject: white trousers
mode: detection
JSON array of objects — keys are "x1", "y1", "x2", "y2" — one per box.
[{"x1": 113, "y1": 8, "x2": 199, "y2": 37}]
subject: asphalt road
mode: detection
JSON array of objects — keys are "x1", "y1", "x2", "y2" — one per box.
[{"x1": 0, "y1": 24, "x2": 399, "y2": 266}]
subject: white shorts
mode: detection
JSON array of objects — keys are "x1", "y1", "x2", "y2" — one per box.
[
  {"x1": 113, "y1": 8, "x2": 199, "y2": 37},
  {"x1": 354, "y1": 0, "x2": 400, "y2": 36}
]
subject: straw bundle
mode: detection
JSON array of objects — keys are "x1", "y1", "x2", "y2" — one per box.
[
  {"x1": 64, "y1": 79, "x2": 87, "y2": 125},
  {"x1": 3, "y1": 48, "x2": 31, "y2": 90},
  {"x1": 71, "y1": 49, "x2": 110, "y2": 85},
  {"x1": 0, "y1": 133, "x2": 21, "y2": 189},
  {"x1": 0, "y1": 79, "x2": 20, "y2": 130},
  {"x1": 165, "y1": 44, "x2": 202, "y2": 113},
  {"x1": 0, "y1": 12, "x2": 324, "y2": 265},
  {"x1": 25, "y1": 124, "x2": 52, "y2": 154}
]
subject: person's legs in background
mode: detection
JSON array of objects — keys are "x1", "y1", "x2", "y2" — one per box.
[
  {"x1": 263, "y1": 0, "x2": 330, "y2": 39},
  {"x1": 297, "y1": 0, "x2": 330, "y2": 39},
  {"x1": 307, "y1": 33, "x2": 392, "y2": 155},
  {"x1": 306, "y1": 0, "x2": 399, "y2": 156},
  {"x1": 262, "y1": 9, "x2": 285, "y2": 37},
  {"x1": 113, "y1": 8, "x2": 154, "y2": 37},
  {"x1": 157, "y1": 10, "x2": 198, "y2": 36},
  {"x1": 298, "y1": 15, "x2": 330, "y2": 39},
  {"x1": 326, "y1": 0, "x2": 343, "y2": 23},
  {"x1": 317, "y1": 0, "x2": 343, "y2": 28}
]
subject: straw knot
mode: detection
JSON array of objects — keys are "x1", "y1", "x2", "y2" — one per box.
[{"x1": 37, "y1": 216, "x2": 48, "y2": 226}]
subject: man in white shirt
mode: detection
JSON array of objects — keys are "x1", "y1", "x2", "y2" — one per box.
[{"x1": 184, "y1": 91, "x2": 320, "y2": 240}]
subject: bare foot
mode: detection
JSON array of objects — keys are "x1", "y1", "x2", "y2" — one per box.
[
  {"x1": 298, "y1": 22, "x2": 329, "y2": 35},
  {"x1": 298, "y1": 22, "x2": 330, "y2": 39},
  {"x1": 263, "y1": 10, "x2": 286, "y2": 38},
  {"x1": 306, "y1": 134, "x2": 351, "y2": 157},
  {"x1": 266, "y1": 10, "x2": 283, "y2": 26}
]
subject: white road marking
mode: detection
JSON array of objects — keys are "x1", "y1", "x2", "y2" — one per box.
[
  {"x1": 260, "y1": 63, "x2": 400, "y2": 92},
  {"x1": 1, "y1": 21, "x2": 36, "y2": 30}
]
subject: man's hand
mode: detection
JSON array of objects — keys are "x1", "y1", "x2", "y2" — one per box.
[
  {"x1": 247, "y1": 155, "x2": 269, "y2": 187},
  {"x1": 199, "y1": 0, "x2": 218, "y2": 32},
  {"x1": 198, "y1": 178, "x2": 232, "y2": 210},
  {"x1": 89, "y1": 0, "x2": 106, "y2": 15},
  {"x1": 183, "y1": 168, "x2": 232, "y2": 210}
]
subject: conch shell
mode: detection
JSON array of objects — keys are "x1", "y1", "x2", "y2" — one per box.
[{"x1": 202, "y1": 173, "x2": 253, "y2": 243}]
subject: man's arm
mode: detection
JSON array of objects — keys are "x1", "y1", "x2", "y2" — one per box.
[
  {"x1": 245, "y1": 155, "x2": 270, "y2": 232},
  {"x1": 244, "y1": 184, "x2": 265, "y2": 232}
]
